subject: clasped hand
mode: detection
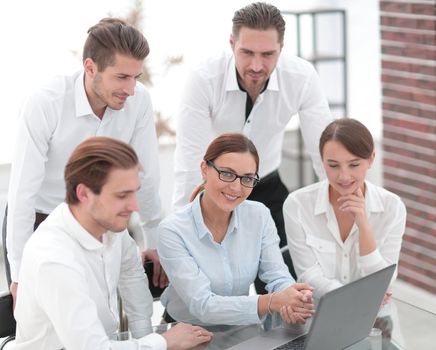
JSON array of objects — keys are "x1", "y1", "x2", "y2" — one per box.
[{"x1": 273, "y1": 283, "x2": 315, "y2": 324}]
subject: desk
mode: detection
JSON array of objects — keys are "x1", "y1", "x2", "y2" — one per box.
[{"x1": 153, "y1": 298, "x2": 436, "y2": 350}]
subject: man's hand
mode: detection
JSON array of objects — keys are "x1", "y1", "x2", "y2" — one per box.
[
  {"x1": 10, "y1": 282, "x2": 18, "y2": 310},
  {"x1": 141, "y1": 249, "x2": 168, "y2": 288},
  {"x1": 162, "y1": 323, "x2": 213, "y2": 350}
]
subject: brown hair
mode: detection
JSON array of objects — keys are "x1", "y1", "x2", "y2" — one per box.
[
  {"x1": 232, "y1": 2, "x2": 285, "y2": 43},
  {"x1": 83, "y1": 17, "x2": 150, "y2": 71},
  {"x1": 319, "y1": 118, "x2": 374, "y2": 159},
  {"x1": 190, "y1": 133, "x2": 259, "y2": 201},
  {"x1": 65, "y1": 136, "x2": 139, "y2": 205}
]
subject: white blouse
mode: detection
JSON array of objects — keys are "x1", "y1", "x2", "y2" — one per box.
[{"x1": 284, "y1": 180, "x2": 406, "y2": 300}]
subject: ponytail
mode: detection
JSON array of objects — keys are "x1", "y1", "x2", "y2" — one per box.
[{"x1": 190, "y1": 183, "x2": 205, "y2": 202}]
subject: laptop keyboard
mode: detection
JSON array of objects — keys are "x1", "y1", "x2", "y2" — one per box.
[{"x1": 273, "y1": 334, "x2": 307, "y2": 350}]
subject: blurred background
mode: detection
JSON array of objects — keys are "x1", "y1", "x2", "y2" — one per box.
[{"x1": 0, "y1": 0, "x2": 434, "y2": 331}]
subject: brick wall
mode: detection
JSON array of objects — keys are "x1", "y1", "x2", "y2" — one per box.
[{"x1": 380, "y1": 0, "x2": 436, "y2": 293}]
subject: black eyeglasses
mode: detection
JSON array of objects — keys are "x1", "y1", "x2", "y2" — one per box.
[{"x1": 206, "y1": 160, "x2": 259, "y2": 188}]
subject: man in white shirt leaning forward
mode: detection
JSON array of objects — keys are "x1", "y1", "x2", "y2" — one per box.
[
  {"x1": 13, "y1": 137, "x2": 212, "y2": 350},
  {"x1": 6, "y1": 17, "x2": 166, "y2": 305}
]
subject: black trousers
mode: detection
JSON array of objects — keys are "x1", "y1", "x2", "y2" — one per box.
[{"x1": 247, "y1": 170, "x2": 297, "y2": 294}]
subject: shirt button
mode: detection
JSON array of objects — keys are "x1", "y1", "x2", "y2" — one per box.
[
  {"x1": 344, "y1": 253, "x2": 348, "y2": 258},
  {"x1": 247, "y1": 120, "x2": 251, "y2": 123}
]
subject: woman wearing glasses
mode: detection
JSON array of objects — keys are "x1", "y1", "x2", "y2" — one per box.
[{"x1": 157, "y1": 133, "x2": 314, "y2": 326}]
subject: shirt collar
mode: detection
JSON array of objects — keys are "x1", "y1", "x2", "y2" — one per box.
[
  {"x1": 191, "y1": 193, "x2": 239, "y2": 240},
  {"x1": 225, "y1": 55, "x2": 279, "y2": 92},
  {"x1": 314, "y1": 180, "x2": 385, "y2": 215},
  {"x1": 74, "y1": 71, "x2": 95, "y2": 118},
  {"x1": 267, "y1": 66, "x2": 279, "y2": 91},
  {"x1": 60, "y1": 202, "x2": 115, "y2": 252},
  {"x1": 225, "y1": 56, "x2": 240, "y2": 91},
  {"x1": 314, "y1": 180, "x2": 331, "y2": 215}
]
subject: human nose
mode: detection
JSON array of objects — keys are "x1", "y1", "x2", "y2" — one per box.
[
  {"x1": 123, "y1": 77, "x2": 136, "y2": 96},
  {"x1": 249, "y1": 55, "x2": 262, "y2": 72},
  {"x1": 338, "y1": 167, "x2": 351, "y2": 181},
  {"x1": 228, "y1": 177, "x2": 243, "y2": 191},
  {"x1": 128, "y1": 194, "x2": 139, "y2": 212}
]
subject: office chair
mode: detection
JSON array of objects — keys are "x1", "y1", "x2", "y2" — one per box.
[
  {"x1": 143, "y1": 260, "x2": 166, "y2": 300},
  {"x1": 0, "y1": 290, "x2": 15, "y2": 349}
]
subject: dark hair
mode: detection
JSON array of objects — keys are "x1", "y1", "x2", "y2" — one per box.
[
  {"x1": 65, "y1": 136, "x2": 139, "y2": 205},
  {"x1": 83, "y1": 17, "x2": 150, "y2": 71},
  {"x1": 319, "y1": 118, "x2": 374, "y2": 159},
  {"x1": 190, "y1": 133, "x2": 259, "y2": 201},
  {"x1": 232, "y1": 2, "x2": 285, "y2": 43}
]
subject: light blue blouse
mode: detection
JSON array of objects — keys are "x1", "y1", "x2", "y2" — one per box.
[{"x1": 157, "y1": 194, "x2": 294, "y2": 326}]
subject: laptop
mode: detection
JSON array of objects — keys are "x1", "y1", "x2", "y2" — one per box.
[{"x1": 227, "y1": 264, "x2": 396, "y2": 350}]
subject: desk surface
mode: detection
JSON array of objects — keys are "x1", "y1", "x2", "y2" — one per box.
[{"x1": 153, "y1": 298, "x2": 436, "y2": 350}]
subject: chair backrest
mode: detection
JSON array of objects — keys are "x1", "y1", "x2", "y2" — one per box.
[
  {"x1": 0, "y1": 291, "x2": 16, "y2": 340},
  {"x1": 144, "y1": 260, "x2": 166, "y2": 300},
  {"x1": 0, "y1": 335, "x2": 15, "y2": 350}
]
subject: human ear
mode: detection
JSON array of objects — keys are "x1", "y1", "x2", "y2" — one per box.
[
  {"x1": 83, "y1": 58, "x2": 97, "y2": 76},
  {"x1": 200, "y1": 160, "x2": 208, "y2": 181},
  {"x1": 229, "y1": 33, "x2": 235, "y2": 50},
  {"x1": 76, "y1": 183, "x2": 91, "y2": 203}
]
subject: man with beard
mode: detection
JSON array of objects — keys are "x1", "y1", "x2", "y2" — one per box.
[
  {"x1": 6, "y1": 18, "x2": 165, "y2": 305},
  {"x1": 173, "y1": 2, "x2": 333, "y2": 288}
]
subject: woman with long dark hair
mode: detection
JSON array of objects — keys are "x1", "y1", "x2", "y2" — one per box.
[{"x1": 158, "y1": 133, "x2": 314, "y2": 326}]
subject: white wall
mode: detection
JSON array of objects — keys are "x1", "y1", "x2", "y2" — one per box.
[
  {"x1": 0, "y1": 0, "x2": 381, "y2": 165},
  {"x1": 0, "y1": 0, "x2": 383, "y2": 218}
]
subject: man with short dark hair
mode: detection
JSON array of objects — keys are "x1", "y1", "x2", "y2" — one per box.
[
  {"x1": 173, "y1": 2, "x2": 334, "y2": 284},
  {"x1": 6, "y1": 18, "x2": 165, "y2": 303},
  {"x1": 13, "y1": 137, "x2": 213, "y2": 350}
]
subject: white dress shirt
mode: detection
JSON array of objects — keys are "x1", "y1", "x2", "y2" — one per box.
[
  {"x1": 7, "y1": 71, "x2": 162, "y2": 282},
  {"x1": 173, "y1": 52, "x2": 333, "y2": 208},
  {"x1": 13, "y1": 203, "x2": 166, "y2": 350},
  {"x1": 158, "y1": 195, "x2": 294, "y2": 325},
  {"x1": 283, "y1": 180, "x2": 406, "y2": 300}
]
